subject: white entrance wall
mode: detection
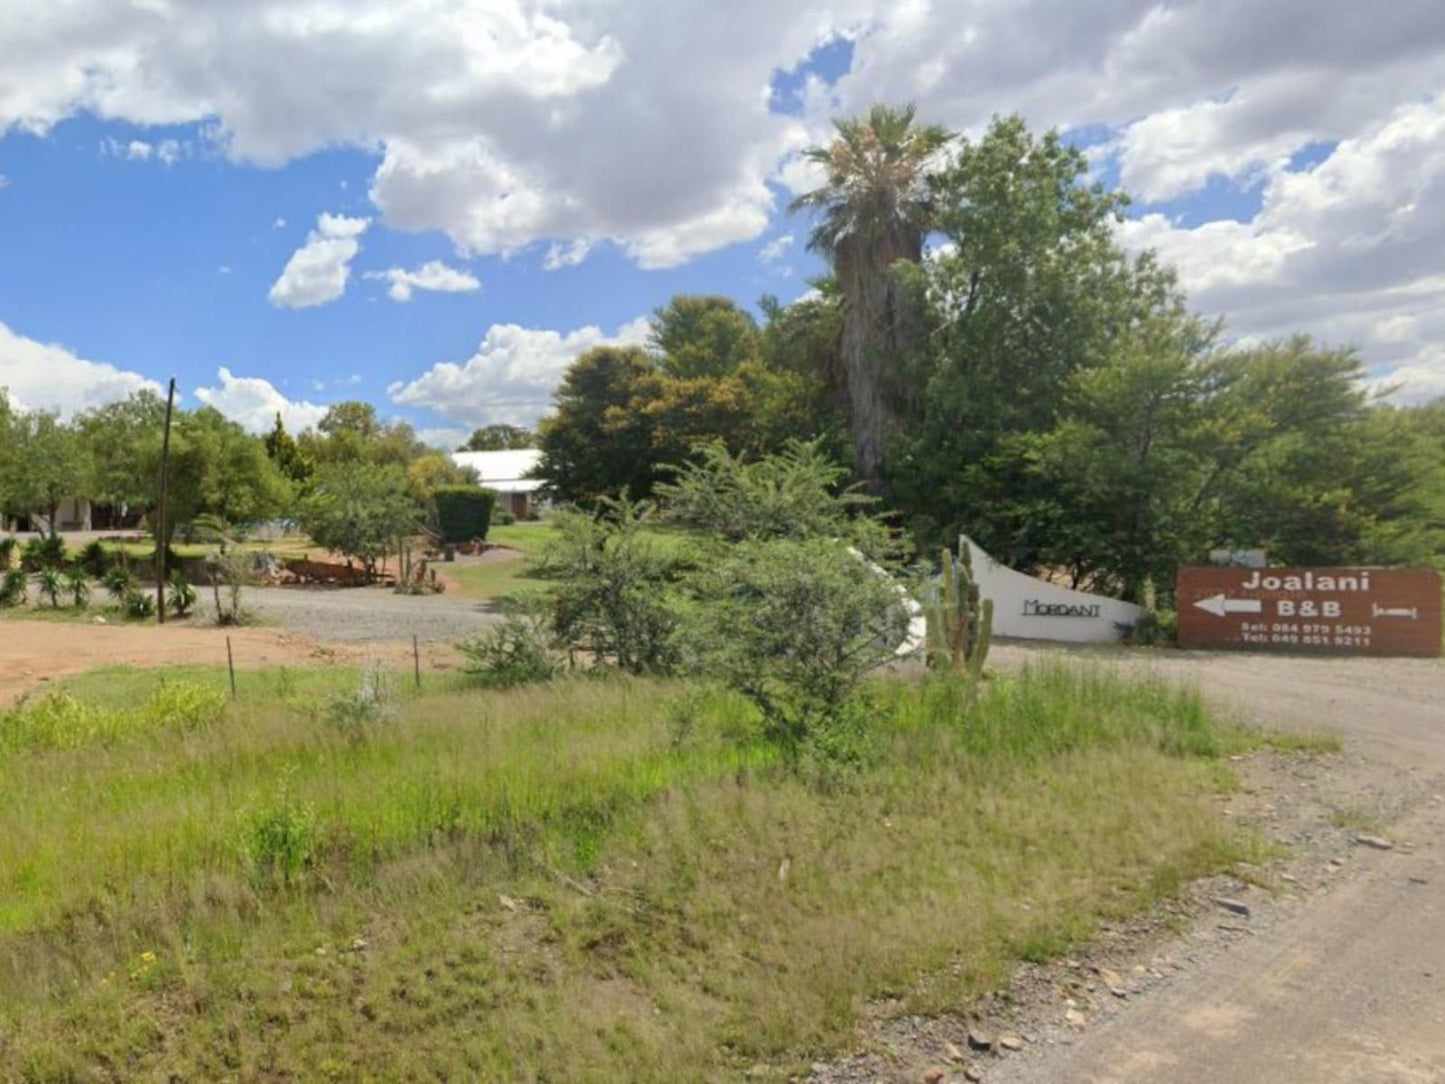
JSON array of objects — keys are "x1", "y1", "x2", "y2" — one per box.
[{"x1": 961, "y1": 535, "x2": 1144, "y2": 643}]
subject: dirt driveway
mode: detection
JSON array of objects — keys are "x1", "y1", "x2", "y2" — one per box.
[{"x1": 988, "y1": 643, "x2": 1445, "y2": 1084}]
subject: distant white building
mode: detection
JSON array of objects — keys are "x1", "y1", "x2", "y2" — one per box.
[
  {"x1": 2, "y1": 498, "x2": 93, "y2": 534},
  {"x1": 451, "y1": 448, "x2": 545, "y2": 519}
]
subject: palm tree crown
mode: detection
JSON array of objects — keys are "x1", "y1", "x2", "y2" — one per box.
[{"x1": 789, "y1": 103, "x2": 953, "y2": 261}]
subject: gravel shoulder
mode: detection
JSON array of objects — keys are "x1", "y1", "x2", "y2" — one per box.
[
  {"x1": 207, "y1": 584, "x2": 503, "y2": 643},
  {"x1": 814, "y1": 643, "x2": 1445, "y2": 1084}
]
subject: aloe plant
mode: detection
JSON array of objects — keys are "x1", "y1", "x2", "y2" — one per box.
[
  {"x1": 39, "y1": 568, "x2": 63, "y2": 609},
  {"x1": 104, "y1": 565, "x2": 137, "y2": 604},
  {"x1": 166, "y1": 572, "x2": 197, "y2": 618},
  {"x1": 66, "y1": 567, "x2": 91, "y2": 608}
]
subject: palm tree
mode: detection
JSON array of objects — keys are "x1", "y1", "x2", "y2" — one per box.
[{"x1": 791, "y1": 104, "x2": 952, "y2": 486}]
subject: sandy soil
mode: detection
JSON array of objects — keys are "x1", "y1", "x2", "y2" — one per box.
[{"x1": 0, "y1": 620, "x2": 440, "y2": 705}]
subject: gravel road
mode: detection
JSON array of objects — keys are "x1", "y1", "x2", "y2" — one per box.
[
  {"x1": 205, "y1": 585, "x2": 501, "y2": 643},
  {"x1": 989, "y1": 643, "x2": 1445, "y2": 1084}
]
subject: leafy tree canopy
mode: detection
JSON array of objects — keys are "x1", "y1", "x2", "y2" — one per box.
[{"x1": 458, "y1": 424, "x2": 535, "y2": 451}]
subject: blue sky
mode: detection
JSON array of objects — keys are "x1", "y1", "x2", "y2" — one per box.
[
  {"x1": 2, "y1": 1, "x2": 1443, "y2": 443},
  {"x1": 0, "y1": 112, "x2": 817, "y2": 441}
]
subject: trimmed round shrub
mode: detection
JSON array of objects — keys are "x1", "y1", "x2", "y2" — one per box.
[{"x1": 433, "y1": 486, "x2": 497, "y2": 545}]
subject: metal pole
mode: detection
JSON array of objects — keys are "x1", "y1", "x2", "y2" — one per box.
[
  {"x1": 156, "y1": 377, "x2": 176, "y2": 624},
  {"x1": 226, "y1": 636, "x2": 237, "y2": 699},
  {"x1": 413, "y1": 634, "x2": 421, "y2": 690}
]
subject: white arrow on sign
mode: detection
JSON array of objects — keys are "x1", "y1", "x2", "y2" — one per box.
[{"x1": 1193, "y1": 593, "x2": 1263, "y2": 617}]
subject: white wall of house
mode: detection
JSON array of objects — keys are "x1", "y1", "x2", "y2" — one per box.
[
  {"x1": 451, "y1": 449, "x2": 546, "y2": 518},
  {"x1": 3, "y1": 498, "x2": 92, "y2": 534}
]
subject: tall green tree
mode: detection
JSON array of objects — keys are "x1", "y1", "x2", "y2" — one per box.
[
  {"x1": 651, "y1": 295, "x2": 762, "y2": 379},
  {"x1": 74, "y1": 390, "x2": 168, "y2": 514},
  {"x1": 263, "y1": 413, "x2": 314, "y2": 485},
  {"x1": 535, "y1": 346, "x2": 658, "y2": 504},
  {"x1": 3, "y1": 412, "x2": 89, "y2": 537},
  {"x1": 139, "y1": 408, "x2": 291, "y2": 545},
  {"x1": 536, "y1": 297, "x2": 821, "y2": 504},
  {"x1": 790, "y1": 103, "x2": 952, "y2": 486},
  {"x1": 299, "y1": 461, "x2": 421, "y2": 577},
  {"x1": 458, "y1": 424, "x2": 535, "y2": 451},
  {"x1": 299, "y1": 401, "x2": 425, "y2": 468},
  {"x1": 887, "y1": 115, "x2": 1193, "y2": 565}
]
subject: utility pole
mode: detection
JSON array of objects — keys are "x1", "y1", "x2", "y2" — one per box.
[{"x1": 156, "y1": 377, "x2": 176, "y2": 624}]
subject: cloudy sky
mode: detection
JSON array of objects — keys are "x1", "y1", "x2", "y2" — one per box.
[{"x1": 1, "y1": 1, "x2": 1442, "y2": 447}]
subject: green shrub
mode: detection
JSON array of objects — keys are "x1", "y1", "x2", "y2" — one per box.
[
  {"x1": 241, "y1": 779, "x2": 317, "y2": 889},
  {"x1": 433, "y1": 485, "x2": 497, "y2": 544},
  {"x1": 1122, "y1": 609, "x2": 1178, "y2": 646},
  {"x1": 0, "y1": 682, "x2": 225, "y2": 751},
  {"x1": 457, "y1": 598, "x2": 562, "y2": 687},
  {"x1": 684, "y1": 537, "x2": 907, "y2": 759},
  {"x1": 657, "y1": 439, "x2": 890, "y2": 556},
  {"x1": 492, "y1": 505, "x2": 516, "y2": 526},
  {"x1": 21, "y1": 536, "x2": 65, "y2": 571},
  {"x1": 321, "y1": 666, "x2": 397, "y2": 742},
  {"x1": 537, "y1": 496, "x2": 682, "y2": 674},
  {"x1": 0, "y1": 537, "x2": 16, "y2": 570},
  {"x1": 0, "y1": 568, "x2": 27, "y2": 607},
  {"x1": 76, "y1": 540, "x2": 110, "y2": 577}
]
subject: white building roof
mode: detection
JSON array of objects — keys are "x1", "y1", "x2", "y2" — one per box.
[{"x1": 451, "y1": 448, "x2": 545, "y2": 494}]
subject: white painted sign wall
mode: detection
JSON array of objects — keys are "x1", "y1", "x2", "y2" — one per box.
[{"x1": 960, "y1": 535, "x2": 1144, "y2": 644}]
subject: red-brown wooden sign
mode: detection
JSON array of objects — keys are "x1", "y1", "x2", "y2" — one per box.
[{"x1": 1176, "y1": 566, "x2": 1442, "y2": 657}]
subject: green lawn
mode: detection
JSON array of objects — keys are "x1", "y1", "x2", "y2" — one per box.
[
  {"x1": 442, "y1": 521, "x2": 704, "y2": 602},
  {"x1": 0, "y1": 661, "x2": 1286, "y2": 1081}
]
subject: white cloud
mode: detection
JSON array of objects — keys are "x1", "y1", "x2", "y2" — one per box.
[
  {"x1": 0, "y1": 320, "x2": 160, "y2": 418},
  {"x1": 0, "y1": 0, "x2": 840, "y2": 267},
  {"x1": 0, "y1": 174, "x2": 8, "y2": 190},
  {"x1": 1118, "y1": 92, "x2": 1445, "y2": 405},
  {"x1": 267, "y1": 212, "x2": 370, "y2": 309},
  {"x1": 101, "y1": 136, "x2": 188, "y2": 164},
  {"x1": 416, "y1": 426, "x2": 472, "y2": 450},
  {"x1": 543, "y1": 238, "x2": 592, "y2": 270},
  {"x1": 272, "y1": 217, "x2": 287, "y2": 229},
  {"x1": 389, "y1": 316, "x2": 651, "y2": 427},
  {"x1": 758, "y1": 233, "x2": 793, "y2": 264},
  {"x1": 5, "y1": 0, "x2": 1445, "y2": 381},
  {"x1": 364, "y1": 260, "x2": 480, "y2": 302},
  {"x1": 193, "y1": 366, "x2": 327, "y2": 433}
]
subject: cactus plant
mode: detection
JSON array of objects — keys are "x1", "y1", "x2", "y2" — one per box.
[{"x1": 924, "y1": 539, "x2": 994, "y2": 682}]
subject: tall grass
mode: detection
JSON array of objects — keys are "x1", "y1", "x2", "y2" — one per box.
[{"x1": 0, "y1": 662, "x2": 1271, "y2": 1082}]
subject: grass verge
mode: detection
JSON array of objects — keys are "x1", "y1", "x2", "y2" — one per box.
[{"x1": 1, "y1": 663, "x2": 1278, "y2": 1081}]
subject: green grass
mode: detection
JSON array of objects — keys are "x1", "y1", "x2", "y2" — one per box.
[
  {"x1": 1329, "y1": 805, "x2": 1382, "y2": 833},
  {"x1": 0, "y1": 600, "x2": 171, "y2": 625},
  {"x1": 0, "y1": 662, "x2": 1272, "y2": 1081}
]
